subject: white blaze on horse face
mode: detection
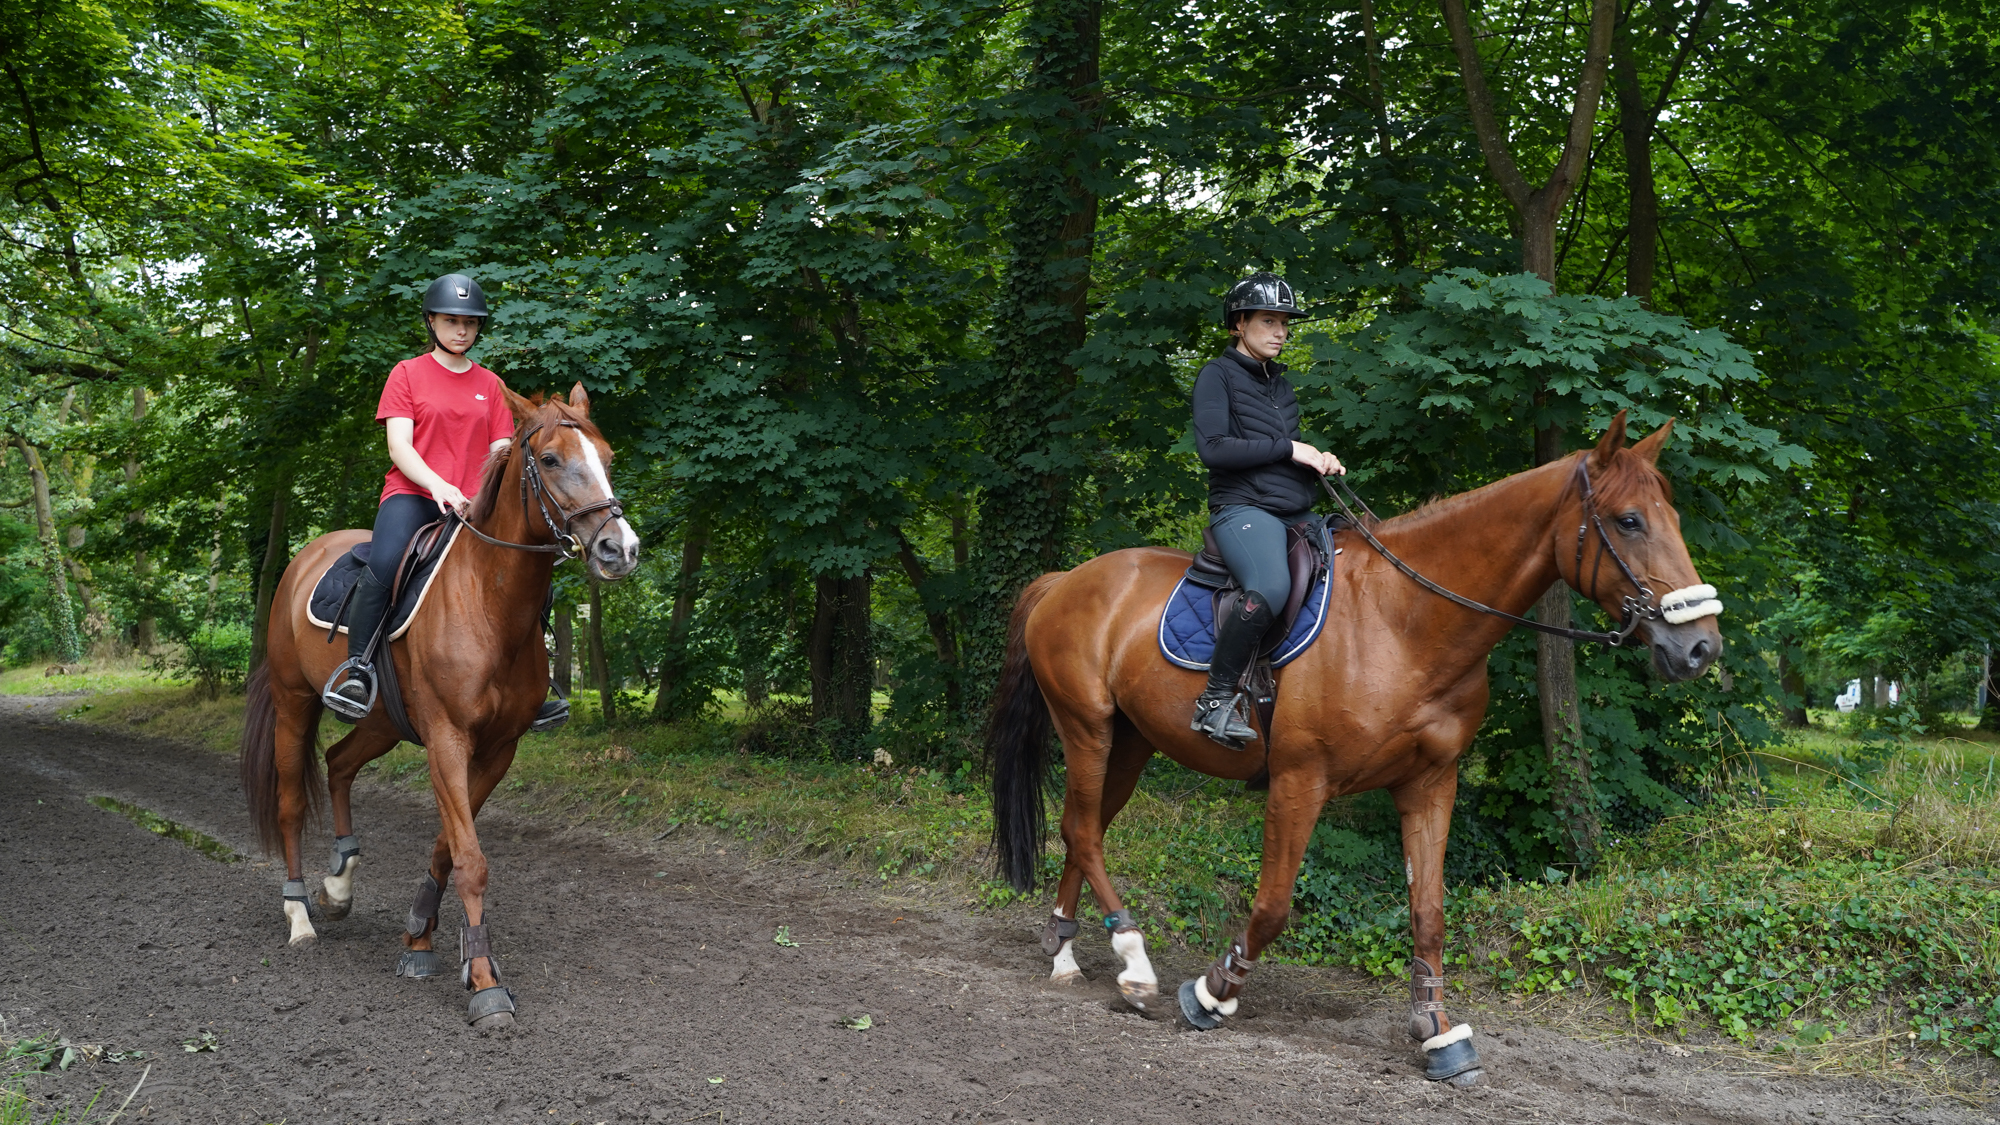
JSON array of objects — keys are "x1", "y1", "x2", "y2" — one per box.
[
  {"x1": 1111, "y1": 928, "x2": 1156, "y2": 995},
  {"x1": 284, "y1": 899, "x2": 316, "y2": 947},
  {"x1": 1050, "y1": 940, "x2": 1082, "y2": 983},
  {"x1": 572, "y1": 431, "x2": 640, "y2": 555}
]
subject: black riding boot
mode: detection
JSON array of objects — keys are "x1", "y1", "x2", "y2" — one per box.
[
  {"x1": 323, "y1": 570, "x2": 392, "y2": 722},
  {"x1": 1191, "y1": 592, "x2": 1274, "y2": 749}
]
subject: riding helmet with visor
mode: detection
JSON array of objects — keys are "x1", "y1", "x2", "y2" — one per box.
[{"x1": 1222, "y1": 272, "x2": 1304, "y2": 327}]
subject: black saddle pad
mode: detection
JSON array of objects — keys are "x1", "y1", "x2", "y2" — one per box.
[{"x1": 306, "y1": 524, "x2": 458, "y2": 641}]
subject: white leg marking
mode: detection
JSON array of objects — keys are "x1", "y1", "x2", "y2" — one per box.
[
  {"x1": 285, "y1": 899, "x2": 317, "y2": 947},
  {"x1": 321, "y1": 857, "x2": 357, "y2": 909},
  {"x1": 1194, "y1": 974, "x2": 1239, "y2": 1018},
  {"x1": 575, "y1": 437, "x2": 640, "y2": 553},
  {"x1": 1111, "y1": 929, "x2": 1157, "y2": 993},
  {"x1": 1050, "y1": 940, "x2": 1082, "y2": 983}
]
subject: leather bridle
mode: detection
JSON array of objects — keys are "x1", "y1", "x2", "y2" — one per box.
[
  {"x1": 452, "y1": 419, "x2": 625, "y2": 561},
  {"x1": 1320, "y1": 457, "x2": 1721, "y2": 647}
]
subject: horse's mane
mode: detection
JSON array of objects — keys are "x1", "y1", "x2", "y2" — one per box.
[
  {"x1": 1375, "y1": 447, "x2": 1670, "y2": 535},
  {"x1": 466, "y1": 395, "x2": 605, "y2": 523}
]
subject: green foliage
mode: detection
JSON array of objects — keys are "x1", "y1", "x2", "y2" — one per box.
[{"x1": 149, "y1": 622, "x2": 253, "y2": 700}]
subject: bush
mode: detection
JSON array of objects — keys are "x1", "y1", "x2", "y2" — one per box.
[{"x1": 151, "y1": 621, "x2": 253, "y2": 699}]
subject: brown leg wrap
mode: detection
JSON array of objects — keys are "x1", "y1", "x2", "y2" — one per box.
[
  {"x1": 1202, "y1": 938, "x2": 1257, "y2": 1003},
  {"x1": 1409, "y1": 957, "x2": 1447, "y2": 1040},
  {"x1": 1040, "y1": 913, "x2": 1081, "y2": 957}
]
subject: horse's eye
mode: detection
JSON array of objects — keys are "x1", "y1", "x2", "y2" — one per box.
[
  {"x1": 1616, "y1": 514, "x2": 1642, "y2": 532},
  {"x1": 540, "y1": 453, "x2": 560, "y2": 468}
]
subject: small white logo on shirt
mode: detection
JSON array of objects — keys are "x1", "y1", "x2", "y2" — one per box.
[{"x1": 475, "y1": 394, "x2": 487, "y2": 400}]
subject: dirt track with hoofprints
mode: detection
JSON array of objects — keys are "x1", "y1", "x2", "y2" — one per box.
[{"x1": 0, "y1": 693, "x2": 1978, "y2": 1124}]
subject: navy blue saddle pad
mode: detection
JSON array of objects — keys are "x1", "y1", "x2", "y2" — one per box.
[
  {"x1": 1158, "y1": 544, "x2": 1335, "y2": 672},
  {"x1": 305, "y1": 524, "x2": 460, "y2": 642}
]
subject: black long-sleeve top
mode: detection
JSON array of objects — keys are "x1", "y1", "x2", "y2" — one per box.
[{"x1": 1192, "y1": 347, "x2": 1318, "y2": 513}]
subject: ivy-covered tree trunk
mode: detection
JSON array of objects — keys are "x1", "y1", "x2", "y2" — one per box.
[
  {"x1": 1444, "y1": 0, "x2": 1616, "y2": 865},
  {"x1": 126, "y1": 386, "x2": 154, "y2": 651},
  {"x1": 11, "y1": 435, "x2": 82, "y2": 663},
  {"x1": 968, "y1": 0, "x2": 1103, "y2": 700},
  {"x1": 810, "y1": 572, "x2": 873, "y2": 750},
  {"x1": 552, "y1": 603, "x2": 573, "y2": 697},
  {"x1": 652, "y1": 513, "x2": 710, "y2": 722},
  {"x1": 248, "y1": 463, "x2": 293, "y2": 672},
  {"x1": 588, "y1": 577, "x2": 615, "y2": 724}
]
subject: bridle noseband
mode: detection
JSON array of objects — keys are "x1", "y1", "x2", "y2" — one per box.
[
  {"x1": 453, "y1": 419, "x2": 625, "y2": 560},
  {"x1": 1322, "y1": 457, "x2": 1721, "y2": 647}
]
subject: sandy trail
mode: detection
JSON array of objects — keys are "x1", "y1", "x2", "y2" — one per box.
[{"x1": 0, "y1": 694, "x2": 1972, "y2": 1124}]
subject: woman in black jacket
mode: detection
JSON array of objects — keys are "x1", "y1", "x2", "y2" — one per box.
[{"x1": 1189, "y1": 273, "x2": 1344, "y2": 747}]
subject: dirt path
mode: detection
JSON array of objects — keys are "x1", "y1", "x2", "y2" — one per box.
[{"x1": 0, "y1": 695, "x2": 1975, "y2": 1125}]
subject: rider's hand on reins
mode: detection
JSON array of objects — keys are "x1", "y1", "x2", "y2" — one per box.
[
  {"x1": 1291, "y1": 441, "x2": 1346, "y2": 477},
  {"x1": 430, "y1": 484, "x2": 471, "y2": 515}
]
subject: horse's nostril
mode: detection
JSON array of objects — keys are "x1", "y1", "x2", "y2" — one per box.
[{"x1": 1687, "y1": 637, "x2": 1711, "y2": 668}]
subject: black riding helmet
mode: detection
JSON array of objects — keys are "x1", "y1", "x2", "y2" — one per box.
[
  {"x1": 422, "y1": 273, "x2": 490, "y2": 317},
  {"x1": 421, "y1": 273, "x2": 488, "y2": 354},
  {"x1": 1222, "y1": 272, "x2": 1304, "y2": 327}
]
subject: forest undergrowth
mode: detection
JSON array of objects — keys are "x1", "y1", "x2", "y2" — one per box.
[{"x1": 29, "y1": 667, "x2": 2000, "y2": 1098}]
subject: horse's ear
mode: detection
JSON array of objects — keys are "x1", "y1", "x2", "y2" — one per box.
[
  {"x1": 1589, "y1": 410, "x2": 1630, "y2": 470},
  {"x1": 504, "y1": 387, "x2": 536, "y2": 421},
  {"x1": 568, "y1": 382, "x2": 590, "y2": 418},
  {"x1": 1629, "y1": 418, "x2": 1675, "y2": 466}
]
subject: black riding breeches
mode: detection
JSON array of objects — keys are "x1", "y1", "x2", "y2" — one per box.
[{"x1": 368, "y1": 494, "x2": 440, "y2": 586}]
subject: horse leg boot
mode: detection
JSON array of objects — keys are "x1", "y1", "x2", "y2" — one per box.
[
  {"x1": 1191, "y1": 593, "x2": 1271, "y2": 748},
  {"x1": 323, "y1": 570, "x2": 391, "y2": 721},
  {"x1": 1179, "y1": 937, "x2": 1256, "y2": 1030},
  {"x1": 395, "y1": 869, "x2": 448, "y2": 979},
  {"x1": 316, "y1": 834, "x2": 361, "y2": 921}
]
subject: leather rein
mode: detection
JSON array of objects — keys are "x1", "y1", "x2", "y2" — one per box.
[
  {"x1": 1319, "y1": 458, "x2": 1703, "y2": 647},
  {"x1": 449, "y1": 419, "x2": 624, "y2": 560}
]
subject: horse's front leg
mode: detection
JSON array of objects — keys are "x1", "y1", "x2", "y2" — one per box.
[
  {"x1": 1178, "y1": 762, "x2": 1327, "y2": 1030},
  {"x1": 1395, "y1": 767, "x2": 1484, "y2": 1084},
  {"x1": 419, "y1": 733, "x2": 519, "y2": 1026}
]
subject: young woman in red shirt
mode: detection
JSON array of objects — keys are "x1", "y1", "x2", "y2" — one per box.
[{"x1": 321, "y1": 274, "x2": 517, "y2": 720}]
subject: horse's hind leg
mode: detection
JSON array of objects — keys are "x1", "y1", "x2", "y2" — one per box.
[
  {"x1": 271, "y1": 693, "x2": 323, "y2": 949},
  {"x1": 316, "y1": 726, "x2": 399, "y2": 921},
  {"x1": 1051, "y1": 709, "x2": 1158, "y2": 1011},
  {"x1": 1044, "y1": 718, "x2": 1150, "y2": 986}
]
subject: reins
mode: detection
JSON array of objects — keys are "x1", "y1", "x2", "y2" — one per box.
[
  {"x1": 1319, "y1": 457, "x2": 1710, "y2": 647},
  {"x1": 449, "y1": 418, "x2": 624, "y2": 560}
]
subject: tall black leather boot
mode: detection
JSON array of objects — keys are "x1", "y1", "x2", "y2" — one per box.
[
  {"x1": 323, "y1": 570, "x2": 392, "y2": 721},
  {"x1": 1191, "y1": 592, "x2": 1273, "y2": 749}
]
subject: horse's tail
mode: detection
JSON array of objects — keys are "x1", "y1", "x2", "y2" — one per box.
[
  {"x1": 987, "y1": 571, "x2": 1065, "y2": 893},
  {"x1": 239, "y1": 661, "x2": 319, "y2": 855}
]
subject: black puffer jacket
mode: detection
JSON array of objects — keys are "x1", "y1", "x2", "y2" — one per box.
[{"x1": 1191, "y1": 347, "x2": 1318, "y2": 513}]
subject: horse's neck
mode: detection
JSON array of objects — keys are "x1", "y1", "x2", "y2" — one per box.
[
  {"x1": 459, "y1": 467, "x2": 558, "y2": 635},
  {"x1": 1368, "y1": 458, "x2": 1572, "y2": 660}
]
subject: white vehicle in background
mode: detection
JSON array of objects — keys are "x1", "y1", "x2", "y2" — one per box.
[{"x1": 1835, "y1": 680, "x2": 1862, "y2": 713}]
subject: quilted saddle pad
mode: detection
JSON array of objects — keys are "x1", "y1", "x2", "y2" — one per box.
[{"x1": 1157, "y1": 559, "x2": 1333, "y2": 671}]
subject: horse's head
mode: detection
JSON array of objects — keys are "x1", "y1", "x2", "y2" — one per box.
[
  {"x1": 507, "y1": 383, "x2": 641, "y2": 580},
  {"x1": 1563, "y1": 412, "x2": 1721, "y2": 683}
]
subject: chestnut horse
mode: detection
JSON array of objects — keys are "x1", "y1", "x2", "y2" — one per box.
[
  {"x1": 240, "y1": 385, "x2": 639, "y2": 1027},
  {"x1": 986, "y1": 414, "x2": 1721, "y2": 1081}
]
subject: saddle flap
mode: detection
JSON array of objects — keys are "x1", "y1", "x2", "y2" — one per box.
[{"x1": 1186, "y1": 526, "x2": 1233, "y2": 589}]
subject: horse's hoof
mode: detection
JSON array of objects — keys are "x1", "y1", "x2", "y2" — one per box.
[
  {"x1": 1177, "y1": 979, "x2": 1224, "y2": 1030},
  {"x1": 467, "y1": 986, "x2": 517, "y2": 1027},
  {"x1": 1422, "y1": 1025, "x2": 1483, "y2": 1081},
  {"x1": 1119, "y1": 980, "x2": 1158, "y2": 1012},
  {"x1": 315, "y1": 889, "x2": 353, "y2": 922},
  {"x1": 395, "y1": 949, "x2": 446, "y2": 979},
  {"x1": 1446, "y1": 1068, "x2": 1486, "y2": 1087},
  {"x1": 1050, "y1": 969, "x2": 1084, "y2": 986},
  {"x1": 287, "y1": 931, "x2": 317, "y2": 950}
]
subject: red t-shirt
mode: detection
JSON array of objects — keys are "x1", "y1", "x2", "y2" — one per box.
[{"x1": 376, "y1": 354, "x2": 516, "y2": 504}]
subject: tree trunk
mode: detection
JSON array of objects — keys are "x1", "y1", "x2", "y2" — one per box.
[
  {"x1": 1534, "y1": 425, "x2": 1598, "y2": 864},
  {"x1": 896, "y1": 529, "x2": 961, "y2": 712},
  {"x1": 127, "y1": 387, "x2": 154, "y2": 651},
  {"x1": 1613, "y1": 0, "x2": 1713, "y2": 305},
  {"x1": 552, "y1": 603, "x2": 573, "y2": 696},
  {"x1": 652, "y1": 514, "x2": 711, "y2": 722},
  {"x1": 588, "y1": 577, "x2": 615, "y2": 723},
  {"x1": 1778, "y1": 646, "x2": 1809, "y2": 727},
  {"x1": 11, "y1": 435, "x2": 82, "y2": 663},
  {"x1": 248, "y1": 465, "x2": 293, "y2": 672},
  {"x1": 1979, "y1": 647, "x2": 1999, "y2": 731},
  {"x1": 969, "y1": 0, "x2": 1102, "y2": 699},
  {"x1": 809, "y1": 571, "x2": 874, "y2": 750}
]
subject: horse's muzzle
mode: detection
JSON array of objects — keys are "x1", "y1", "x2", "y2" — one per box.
[
  {"x1": 1647, "y1": 618, "x2": 1722, "y2": 683},
  {"x1": 589, "y1": 519, "x2": 640, "y2": 580}
]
